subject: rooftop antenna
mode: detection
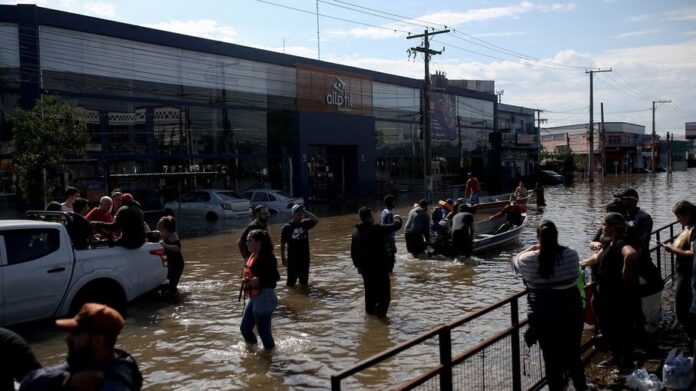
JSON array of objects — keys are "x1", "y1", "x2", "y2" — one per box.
[{"x1": 316, "y1": 0, "x2": 321, "y2": 60}]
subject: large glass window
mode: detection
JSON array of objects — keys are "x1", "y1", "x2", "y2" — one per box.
[{"x1": 373, "y1": 83, "x2": 419, "y2": 120}]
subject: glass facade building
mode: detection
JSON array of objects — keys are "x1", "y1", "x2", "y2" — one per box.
[{"x1": 0, "y1": 5, "x2": 524, "y2": 209}]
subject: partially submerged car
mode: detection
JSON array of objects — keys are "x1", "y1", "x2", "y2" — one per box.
[
  {"x1": 163, "y1": 189, "x2": 251, "y2": 221},
  {"x1": 240, "y1": 189, "x2": 304, "y2": 214}
]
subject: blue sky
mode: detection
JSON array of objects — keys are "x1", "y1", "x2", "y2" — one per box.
[{"x1": 5, "y1": 0, "x2": 696, "y2": 135}]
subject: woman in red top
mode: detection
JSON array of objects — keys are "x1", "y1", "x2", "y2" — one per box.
[{"x1": 240, "y1": 229, "x2": 280, "y2": 350}]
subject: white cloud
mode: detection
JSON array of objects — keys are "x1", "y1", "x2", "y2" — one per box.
[
  {"x1": 83, "y1": 2, "x2": 115, "y2": 17},
  {"x1": 144, "y1": 20, "x2": 237, "y2": 43},
  {"x1": 474, "y1": 31, "x2": 526, "y2": 38},
  {"x1": 624, "y1": 14, "x2": 650, "y2": 23},
  {"x1": 325, "y1": 2, "x2": 575, "y2": 40},
  {"x1": 12, "y1": 0, "x2": 116, "y2": 17},
  {"x1": 326, "y1": 39, "x2": 696, "y2": 131},
  {"x1": 614, "y1": 29, "x2": 659, "y2": 39},
  {"x1": 665, "y1": 6, "x2": 696, "y2": 21}
]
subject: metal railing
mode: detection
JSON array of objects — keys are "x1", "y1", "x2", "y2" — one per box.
[{"x1": 330, "y1": 221, "x2": 681, "y2": 391}]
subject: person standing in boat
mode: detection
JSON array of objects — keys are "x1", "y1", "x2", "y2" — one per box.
[
  {"x1": 464, "y1": 173, "x2": 480, "y2": 205},
  {"x1": 513, "y1": 182, "x2": 527, "y2": 200},
  {"x1": 404, "y1": 199, "x2": 431, "y2": 256},
  {"x1": 489, "y1": 196, "x2": 526, "y2": 234},
  {"x1": 512, "y1": 220, "x2": 587, "y2": 391},
  {"x1": 351, "y1": 207, "x2": 403, "y2": 318}
]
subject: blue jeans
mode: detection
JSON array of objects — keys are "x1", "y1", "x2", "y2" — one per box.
[
  {"x1": 469, "y1": 192, "x2": 480, "y2": 205},
  {"x1": 240, "y1": 288, "x2": 277, "y2": 349}
]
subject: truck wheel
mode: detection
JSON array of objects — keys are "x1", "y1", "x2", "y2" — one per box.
[
  {"x1": 206, "y1": 212, "x2": 218, "y2": 221},
  {"x1": 70, "y1": 280, "x2": 127, "y2": 316}
]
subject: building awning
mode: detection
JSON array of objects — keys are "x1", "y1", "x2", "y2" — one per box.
[{"x1": 109, "y1": 171, "x2": 219, "y2": 178}]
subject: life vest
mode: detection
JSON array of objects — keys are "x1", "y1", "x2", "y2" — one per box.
[{"x1": 243, "y1": 254, "x2": 260, "y2": 298}]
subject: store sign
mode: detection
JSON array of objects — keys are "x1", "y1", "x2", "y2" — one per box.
[
  {"x1": 516, "y1": 134, "x2": 534, "y2": 145},
  {"x1": 325, "y1": 77, "x2": 352, "y2": 110},
  {"x1": 686, "y1": 122, "x2": 696, "y2": 139},
  {"x1": 296, "y1": 64, "x2": 373, "y2": 115}
]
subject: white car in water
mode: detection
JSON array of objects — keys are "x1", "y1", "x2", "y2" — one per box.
[
  {"x1": 240, "y1": 189, "x2": 304, "y2": 214},
  {"x1": 0, "y1": 216, "x2": 168, "y2": 326},
  {"x1": 163, "y1": 189, "x2": 251, "y2": 221}
]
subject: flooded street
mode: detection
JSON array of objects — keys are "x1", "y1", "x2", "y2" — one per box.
[{"x1": 16, "y1": 170, "x2": 696, "y2": 390}]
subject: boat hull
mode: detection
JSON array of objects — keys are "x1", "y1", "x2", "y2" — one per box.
[{"x1": 472, "y1": 215, "x2": 527, "y2": 252}]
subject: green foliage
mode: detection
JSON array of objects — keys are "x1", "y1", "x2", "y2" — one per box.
[
  {"x1": 11, "y1": 96, "x2": 88, "y2": 207},
  {"x1": 539, "y1": 147, "x2": 577, "y2": 174}
]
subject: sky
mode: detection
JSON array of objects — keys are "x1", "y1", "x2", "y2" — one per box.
[{"x1": 3, "y1": 0, "x2": 696, "y2": 136}]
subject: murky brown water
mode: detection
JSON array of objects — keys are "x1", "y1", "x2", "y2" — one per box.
[{"x1": 14, "y1": 170, "x2": 696, "y2": 390}]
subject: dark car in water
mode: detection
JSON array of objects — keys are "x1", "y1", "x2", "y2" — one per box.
[{"x1": 537, "y1": 170, "x2": 565, "y2": 185}]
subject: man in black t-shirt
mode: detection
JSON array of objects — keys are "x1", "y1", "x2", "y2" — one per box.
[{"x1": 280, "y1": 204, "x2": 319, "y2": 288}]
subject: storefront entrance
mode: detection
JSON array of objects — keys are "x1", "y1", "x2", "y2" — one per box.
[{"x1": 306, "y1": 145, "x2": 357, "y2": 203}]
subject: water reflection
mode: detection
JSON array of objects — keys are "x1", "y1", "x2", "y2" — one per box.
[{"x1": 13, "y1": 170, "x2": 696, "y2": 390}]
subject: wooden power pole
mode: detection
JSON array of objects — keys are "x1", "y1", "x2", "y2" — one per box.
[
  {"x1": 408, "y1": 29, "x2": 449, "y2": 201},
  {"x1": 586, "y1": 68, "x2": 611, "y2": 182}
]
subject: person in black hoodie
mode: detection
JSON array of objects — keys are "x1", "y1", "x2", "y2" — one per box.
[
  {"x1": 20, "y1": 303, "x2": 142, "y2": 391},
  {"x1": 351, "y1": 207, "x2": 402, "y2": 318}
]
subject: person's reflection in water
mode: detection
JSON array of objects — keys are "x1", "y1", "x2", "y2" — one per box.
[{"x1": 355, "y1": 317, "x2": 394, "y2": 388}]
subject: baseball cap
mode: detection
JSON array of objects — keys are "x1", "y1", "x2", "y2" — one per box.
[
  {"x1": 291, "y1": 204, "x2": 305, "y2": 215},
  {"x1": 614, "y1": 188, "x2": 639, "y2": 202},
  {"x1": 56, "y1": 303, "x2": 124, "y2": 335},
  {"x1": 121, "y1": 193, "x2": 134, "y2": 202},
  {"x1": 438, "y1": 200, "x2": 452, "y2": 212}
]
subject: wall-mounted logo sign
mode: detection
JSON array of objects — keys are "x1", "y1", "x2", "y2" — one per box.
[
  {"x1": 326, "y1": 77, "x2": 352, "y2": 110},
  {"x1": 296, "y1": 64, "x2": 372, "y2": 115}
]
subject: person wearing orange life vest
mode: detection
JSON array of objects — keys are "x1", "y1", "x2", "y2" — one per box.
[{"x1": 240, "y1": 229, "x2": 280, "y2": 350}]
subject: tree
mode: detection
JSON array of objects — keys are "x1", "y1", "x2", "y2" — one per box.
[{"x1": 11, "y1": 96, "x2": 88, "y2": 208}]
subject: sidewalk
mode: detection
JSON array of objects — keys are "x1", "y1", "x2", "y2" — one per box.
[{"x1": 584, "y1": 281, "x2": 691, "y2": 389}]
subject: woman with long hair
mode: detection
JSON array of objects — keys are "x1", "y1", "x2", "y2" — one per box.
[
  {"x1": 582, "y1": 212, "x2": 639, "y2": 370},
  {"x1": 662, "y1": 200, "x2": 696, "y2": 346},
  {"x1": 512, "y1": 220, "x2": 587, "y2": 391},
  {"x1": 240, "y1": 229, "x2": 280, "y2": 350}
]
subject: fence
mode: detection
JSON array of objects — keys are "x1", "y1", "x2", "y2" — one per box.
[{"x1": 330, "y1": 221, "x2": 682, "y2": 391}]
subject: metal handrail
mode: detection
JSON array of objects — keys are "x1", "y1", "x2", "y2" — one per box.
[{"x1": 330, "y1": 221, "x2": 682, "y2": 391}]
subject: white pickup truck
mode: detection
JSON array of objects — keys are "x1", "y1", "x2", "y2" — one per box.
[{"x1": 0, "y1": 217, "x2": 168, "y2": 326}]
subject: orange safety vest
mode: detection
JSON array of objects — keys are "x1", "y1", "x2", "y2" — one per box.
[{"x1": 243, "y1": 254, "x2": 260, "y2": 298}]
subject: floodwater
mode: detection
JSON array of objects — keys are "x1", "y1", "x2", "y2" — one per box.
[{"x1": 15, "y1": 169, "x2": 696, "y2": 390}]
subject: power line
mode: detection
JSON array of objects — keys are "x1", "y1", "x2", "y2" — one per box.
[
  {"x1": 325, "y1": 0, "x2": 591, "y2": 69},
  {"x1": 256, "y1": 0, "x2": 414, "y2": 35}
]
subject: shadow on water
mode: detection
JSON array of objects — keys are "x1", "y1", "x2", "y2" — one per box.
[{"x1": 17, "y1": 170, "x2": 696, "y2": 390}]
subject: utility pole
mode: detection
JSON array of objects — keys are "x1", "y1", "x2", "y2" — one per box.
[
  {"x1": 408, "y1": 28, "x2": 449, "y2": 201},
  {"x1": 600, "y1": 102, "x2": 606, "y2": 177},
  {"x1": 651, "y1": 99, "x2": 671, "y2": 172},
  {"x1": 315, "y1": 0, "x2": 321, "y2": 60},
  {"x1": 586, "y1": 68, "x2": 612, "y2": 183},
  {"x1": 534, "y1": 108, "x2": 546, "y2": 175},
  {"x1": 667, "y1": 131, "x2": 672, "y2": 173}
]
